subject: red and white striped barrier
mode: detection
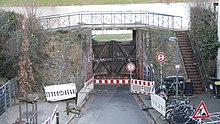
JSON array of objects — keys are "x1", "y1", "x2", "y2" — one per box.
[
  {"x1": 42, "y1": 104, "x2": 58, "y2": 124},
  {"x1": 77, "y1": 77, "x2": 94, "y2": 106},
  {"x1": 131, "y1": 79, "x2": 155, "y2": 94},
  {"x1": 93, "y1": 79, "x2": 130, "y2": 85}
]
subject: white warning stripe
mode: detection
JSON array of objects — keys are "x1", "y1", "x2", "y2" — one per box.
[{"x1": 94, "y1": 79, "x2": 130, "y2": 84}]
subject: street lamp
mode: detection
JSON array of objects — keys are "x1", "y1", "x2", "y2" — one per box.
[{"x1": 169, "y1": 37, "x2": 180, "y2": 98}]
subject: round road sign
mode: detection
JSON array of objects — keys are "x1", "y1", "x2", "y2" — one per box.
[
  {"x1": 156, "y1": 52, "x2": 166, "y2": 63},
  {"x1": 126, "y1": 62, "x2": 135, "y2": 72}
]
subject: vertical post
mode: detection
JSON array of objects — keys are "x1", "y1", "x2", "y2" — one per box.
[
  {"x1": 160, "y1": 63, "x2": 163, "y2": 86},
  {"x1": 169, "y1": 37, "x2": 180, "y2": 97},
  {"x1": 175, "y1": 38, "x2": 179, "y2": 98},
  {"x1": 217, "y1": 0, "x2": 220, "y2": 78},
  {"x1": 130, "y1": 71, "x2": 133, "y2": 93},
  {"x1": 35, "y1": 101, "x2": 38, "y2": 124},
  {"x1": 19, "y1": 102, "x2": 22, "y2": 121},
  {"x1": 26, "y1": 102, "x2": 28, "y2": 123},
  {"x1": 32, "y1": 103, "x2": 35, "y2": 124},
  {"x1": 66, "y1": 101, "x2": 69, "y2": 115},
  {"x1": 56, "y1": 112, "x2": 59, "y2": 124},
  {"x1": 9, "y1": 82, "x2": 11, "y2": 107},
  {"x1": 4, "y1": 87, "x2": 7, "y2": 112}
]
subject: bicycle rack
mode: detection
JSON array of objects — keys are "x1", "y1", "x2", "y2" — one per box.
[{"x1": 201, "y1": 112, "x2": 220, "y2": 124}]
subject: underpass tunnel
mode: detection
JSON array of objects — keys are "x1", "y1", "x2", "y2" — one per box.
[{"x1": 90, "y1": 29, "x2": 152, "y2": 81}]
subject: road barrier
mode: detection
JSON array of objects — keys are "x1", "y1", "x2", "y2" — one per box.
[
  {"x1": 94, "y1": 79, "x2": 130, "y2": 85},
  {"x1": 150, "y1": 93, "x2": 166, "y2": 117},
  {"x1": 130, "y1": 79, "x2": 155, "y2": 94},
  {"x1": 44, "y1": 83, "x2": 77, "y2": 102},
  {"x1": 77, "y1": 77, "x2": 94, "y2": 106},
  {"x1": 42, "y1": 104, "x2": 59, "y2": 124}
]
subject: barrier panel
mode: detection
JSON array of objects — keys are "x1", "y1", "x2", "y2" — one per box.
[
  {"x1": 42, "y1": 104, "x2": 58, "y2": 124},
  {"x1": 44, "y1": 83, "x2": 77, "y2": 102},
  {"x1": 77, "y1": 77, "x2": 94, "y2": 106},
  {"x1": 42, "y1": 117, "x2": 50, "y2": 124},
  {"x1": 151, "y1": 93, "x2": 166, "y2": 117},
  {"x1": 94, "y1": 79, "x2": 130, "y2": 85},
  {"x1": 130, "y1": 79, "x2": 155, "y2": 94}
]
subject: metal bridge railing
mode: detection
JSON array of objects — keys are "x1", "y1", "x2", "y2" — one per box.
[
  {"x1": 0, "y1": 78, "x2": 18, "y2": 116},
  {"x1": 38, "y1": 10, "x2": 183, "y2": 31}
]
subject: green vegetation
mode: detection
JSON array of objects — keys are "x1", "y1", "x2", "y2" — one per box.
[
  {"x1": 190, "y1": 1, "x2": 218, "y2": 77},
  {"x1": 95, "y1": 33, "x2": 132, "y2": 41},
  {"x1": 0, "y1": 0, "x2": 190, "y2": 6}
]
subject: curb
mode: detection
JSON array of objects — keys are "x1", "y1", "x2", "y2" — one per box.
[{"x1": 64, "y1": 94, "x2": 91, "y2": 124}]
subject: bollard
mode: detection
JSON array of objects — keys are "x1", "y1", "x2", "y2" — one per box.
[
  {"x1": 26, "y1": 102, "x2": 28, "y2": 123},
  {"x1": 35, "y1": 101, "x2": 38, "y2": 124},
  {"x1": 19, "y1": 102, "x2": 22, "y2": 121},
  {"x1": 56, "y1": 112, "x2": 59, "y2": 124},
  {"x1": 66, "y1": 101, "x2": 69, "y2": 115}
]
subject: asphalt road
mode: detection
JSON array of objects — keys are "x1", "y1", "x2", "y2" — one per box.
[{"x1": 71, "y1": 85, "x2": 150, "y2": 124}]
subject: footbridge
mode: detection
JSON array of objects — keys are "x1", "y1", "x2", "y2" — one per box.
[
  {"x1": 38, "y1": 10, "x2": 183, "y2": 31},
  {"x1": 37, "y1": 10, "x2": 185, "y2": 82}
]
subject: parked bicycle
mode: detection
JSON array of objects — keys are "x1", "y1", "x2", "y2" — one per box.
[{"x1": 165, "y1": 97, "x2": 195, "y2": 124}]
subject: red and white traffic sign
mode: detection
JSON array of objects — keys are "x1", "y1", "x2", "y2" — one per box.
[
  {"x1": 126, "y1": 62, "x2": 135, "y2": 72},
  {"x1": 192, "y1": 101, "x2": 210, "y2": 119},
  {"x1": 156, "y1": 52, "x2": 166, "y2": 63}
]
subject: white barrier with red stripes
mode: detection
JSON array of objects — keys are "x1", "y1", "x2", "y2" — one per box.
[
  {"x1": 77, "y1": 77, "x2": 94, "y2": 106},
  {"x1": 42, "y1": 104, "x2": 58, "y2": 124},
  {"x1": 130, "y1": 79, "x2": 155, "y2": 94},
  {"x1": 93, "y1": 79, "x2": 130, "y2": 85}
]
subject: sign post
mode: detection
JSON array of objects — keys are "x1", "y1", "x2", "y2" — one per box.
[
  {"x1": 156, "y1": 52, "x2": 166, "y2": 86},
  {"x1": 126, "y1": 62, "x2": 135, "y2": 79}
]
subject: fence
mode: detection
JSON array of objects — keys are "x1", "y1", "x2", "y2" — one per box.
[{"x1": 0, "y1": 78, "x2": 18, "y2": 116}]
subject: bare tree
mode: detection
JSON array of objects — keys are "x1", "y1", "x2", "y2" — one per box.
[{"x1": 16, "y1": 1, "x2": 44, "y2": 96}]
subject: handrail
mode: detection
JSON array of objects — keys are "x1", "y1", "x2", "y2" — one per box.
[
  {"x1": 38, "y1": 10, "x2": 183, "y2": 19},
  {"x1": 38, "y1": 10, "x2": 183, "y2": 31}
]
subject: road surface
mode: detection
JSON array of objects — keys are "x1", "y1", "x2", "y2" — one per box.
[{"x1": 71, "y1": 85, "x2": 150, "y2": 124}]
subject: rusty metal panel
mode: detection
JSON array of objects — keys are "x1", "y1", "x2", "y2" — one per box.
[
  {"x1": 135, "y1": 30, "x2": 151, "y2": 80},
  {"x1": 92, "y1": 40, "x2": 136, "y2": 78}
]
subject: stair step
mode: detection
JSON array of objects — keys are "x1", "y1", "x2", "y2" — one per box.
[
  {"x1": 181, "y1": 53, "x2": 194, "y2": 56},
  {"x1": 184, "y1": 60, "x2": 197, "y2": 63},
  {"x1": 179, "y1": 45, "x2": 191, "y2": 48},
  {"x1": 187, "y1": 73, "x2": 201, "y2": 76},
  {"x1": 186, "y1": 66, "x2": 199, "y2": 69},
  {"x1": 183, "y1": 57, "x2": 196, "y2": 61},
  {"x1": 187, "y1": 76, "x2": 200, "y2": 79},
  {"x1": 185, "y1": 67, "x2": 199, "y2": 70},
  {"x1": 193, "y1": 90, "x2": 206, "y2": 94},
  {"x1": 182, "y1": 55, "x2": 195, "y2": 59},
  {"x1": 175, "y1": 33, "x2": 188, "y2": 36},
  {"x1": 180, "y1": 48, "x2": 192, "y2": 50}
]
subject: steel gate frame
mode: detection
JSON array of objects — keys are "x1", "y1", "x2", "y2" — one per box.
[{"x1": 92, "y1": 40, "x2": 136, "y2": 78}]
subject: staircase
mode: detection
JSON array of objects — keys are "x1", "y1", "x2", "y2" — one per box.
[{"x1": 175, "y1": 30, "x2": 206, "y2": 94}]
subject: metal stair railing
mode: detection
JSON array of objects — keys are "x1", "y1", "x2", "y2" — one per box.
[
  {"x1": 38, "y1": 10, "x2": 183, "y2": 31},
  {"x1": 188, "y1": 31, "x2": 209, "y2": 89}
]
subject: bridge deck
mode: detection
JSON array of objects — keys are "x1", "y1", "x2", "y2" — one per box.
[{"x1": 38, "y1": 10, "x2": 183, "y2": 31}]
